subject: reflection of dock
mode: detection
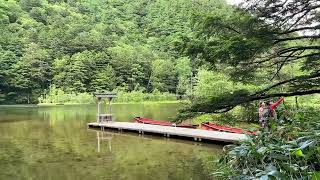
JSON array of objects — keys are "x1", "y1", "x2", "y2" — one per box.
[
  {"x1": 88, "y1": 122, "x2": 248, "y2": 143},
  {"x1": 97, "y1": 131, "x2": 112, "y2": 153}
]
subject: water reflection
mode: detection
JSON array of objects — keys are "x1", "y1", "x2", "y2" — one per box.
[
  {"x1": 96, "y1": 131, "x2": 112, "y2": 153},
  {"x1": 0, "y1": 104, "x2": 222, "y2": 180}
]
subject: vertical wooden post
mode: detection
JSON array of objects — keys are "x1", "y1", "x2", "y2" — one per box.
[
  {"x1": 97, "y1": 98, "x2": 101, "y2": 123},
  {"x1": 108, "y1": 97, "x2": 112, "y2": 114},
  {"x1": 108, "y1": 140, "x2": 112, "y2": 152},
  {"x1": 97, "y1": 131, "x2": 100, "y2": 153}
]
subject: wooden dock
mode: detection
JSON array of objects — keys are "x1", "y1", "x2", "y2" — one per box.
[{"x1": 87, "y1": 122, "x2": 249, "y2": 143}]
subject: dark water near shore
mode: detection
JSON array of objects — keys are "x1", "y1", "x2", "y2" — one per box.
[{"x1": 0, "y1": 103, "x2": 222, "y2": 180}]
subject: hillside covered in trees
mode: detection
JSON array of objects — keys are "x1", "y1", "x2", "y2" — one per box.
[
  {"x1": 0, "y1": 0, "x2": 319, "y2": 109},
  {"x1": 1, "y1": 0, "x2": 226, "y2": 104}
]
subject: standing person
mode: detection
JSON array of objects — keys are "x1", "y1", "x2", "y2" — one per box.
[
  {"x1": 267, "y1": 96, "x2": 285, "y2": 120},
  {"x1": 258, "y1": 101, "x2": 268, "y2": 128},
  {"x1": 258, "y1": 97, "x2": 284, "y2": 128}
]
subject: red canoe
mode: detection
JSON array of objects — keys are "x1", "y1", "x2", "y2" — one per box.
[
  {"x1": 201, "y1": 122, "x2": 257, "y2": 135},
  {"x1": 134, "y1": 117, "x2": 197, "y2": 129},
  {"x1": 134, "y1": 117, "x2": 256, "y2": 135}
]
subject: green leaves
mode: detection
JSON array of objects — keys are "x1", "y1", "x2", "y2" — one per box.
[
  {"x1": 176, "y1": 57, "x2": 192, "y2": 94},
  {"x1": 90, "y1": 65, "x2": 117, "y2": 92},
  {"x1": 0, "y1": 0, "x2": 235, "y2": 103},
  {"x1": 52, "y1": 50, "x2": 112, "y2": 93},
  {"x1": 312, "y1": 172, "x2": 320, "y2": 180},
  {"x1": 257, "y1": 147, "x2": 268, "y2": 154},
  {"x1": 215, "y1": 117, "x2": 320, "y2": 179},
  {"x1": 151, "y1": 59, "x2": 177, "y2": 92},
  {"x1": 183, "y1": 0, "x2": 320, "y2": 114},
  {"x1": 292, "y1": 149, "x2": 304, "y2": 157}
]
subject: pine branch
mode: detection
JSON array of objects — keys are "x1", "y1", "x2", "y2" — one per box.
[
  {"x1": 279, "y1": 25, "x2": 320, "y2": 35},
  {"x1": 274, "y1": 35, "x2": 320, "y2": 44},
  {"x1": 254, "y1": 72, "x2": 320, "y2": 96}
]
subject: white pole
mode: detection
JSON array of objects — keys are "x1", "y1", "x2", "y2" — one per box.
[
  {"x1": 109, "y1": 98, "x2": 112, "y2": 114},
  {"x1": 97, "y1": 100, "x2": 100, "y2": 123}
]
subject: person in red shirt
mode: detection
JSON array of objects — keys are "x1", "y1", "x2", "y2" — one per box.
[
  {"x1": 268, "y1": 97, "x2": 285, "y2": 119},
  {"x1": 258, "y1": 97, "x2": 284, "y2": 128}
]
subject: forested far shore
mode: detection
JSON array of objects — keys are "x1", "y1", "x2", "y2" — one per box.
[{"x1": 0, "y1": 0, "x2": 225, "y2": 104}]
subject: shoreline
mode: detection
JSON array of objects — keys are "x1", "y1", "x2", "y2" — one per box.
[
  {"x1": 0, "y1": 101, "x2": 187, "y2": 107},
  {"x1": 37, "y1": 100, "x2": 185, "y2": 106}
]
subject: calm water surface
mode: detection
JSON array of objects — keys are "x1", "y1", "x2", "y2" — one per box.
[{"x1": 0, "y1": 103, "x2": 222, "y2": 180}]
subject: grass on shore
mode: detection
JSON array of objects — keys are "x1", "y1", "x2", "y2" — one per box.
[{"x1": 37, "y1": 100, "x2": 183, "y2": 106}]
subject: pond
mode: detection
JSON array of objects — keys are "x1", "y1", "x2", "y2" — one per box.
[{"x1": 0, "y1": 103, "x2": 223, "y2": 180}]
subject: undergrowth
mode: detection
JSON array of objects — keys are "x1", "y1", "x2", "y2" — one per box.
[{"x1": 212, "y1": 108, "x2": 320, "y2": 179}]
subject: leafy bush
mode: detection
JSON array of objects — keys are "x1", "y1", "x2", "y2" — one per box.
[
  {"x1": 38, "y1": 86, "x2": 178, "y2": 104},
  {"x1": 284, "y1": 95, "x2": 320, "y2": 108},
  {"x1": 213, "y1": 109, "x2": 320, "y2": 179},
  {"x1": 113, "y1": 90, "x2": 177, "y2": 103},
  {"x1": 192, "y1": 69, "x2": 234, "y2": 99}
]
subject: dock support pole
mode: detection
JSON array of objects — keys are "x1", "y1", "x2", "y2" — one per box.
[
  {"x1": 97, "y1": 131, "x2": 100, "y2": 153},
  {"x1": 97, "y1": 98, "x2": 101, "y2": 123},
  {"x1": 108, "y1": 98, "x2": 112, "y2": 114}
]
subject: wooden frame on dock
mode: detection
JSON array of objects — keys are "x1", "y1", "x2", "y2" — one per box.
[{"x1": 94, "y1": 92, "x2": 117, "y2": 123}]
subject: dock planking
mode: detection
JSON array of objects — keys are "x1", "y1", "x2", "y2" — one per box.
[{"x1": 87, "y1": 122, "x2": 249, "y2": 143}]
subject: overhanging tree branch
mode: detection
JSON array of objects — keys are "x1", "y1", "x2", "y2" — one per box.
[
  {"x1": 270, "y1": 51, "x2": 296, "y2": 80},
  {"x1": 277, "y1": 46, "x2": 320, "y2": 55},
  {"x1": 189, "y1": 88, "x2": 320, "y2": 114},
  {"x1": 274, "y1": 35, "x2": 320, "y2": 44},
  {"x1": 183, "y1": 0, "x2": 320, "y2": 116},
  {"x1": 254, "y1": 72, "x2": 320, "y2": 96},
  {"x1": 279, "y1": 25, "x2": 320, "y2": 35}
]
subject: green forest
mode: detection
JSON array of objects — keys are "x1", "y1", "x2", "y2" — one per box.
[
  {"x1": 1, "y1": 0, "x2": 319, "y2": 105},
  {"x1": 1, "y1": 0, "x2": 320, "y2": 179},
  {"x1": 0, "y1": 0, "x2": 222, "y2": 104}
]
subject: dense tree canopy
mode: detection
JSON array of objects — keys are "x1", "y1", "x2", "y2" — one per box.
[
  {"x1": 0, "y1": 0, "x2": 222, "y2": 104},
  {"x1": 182, "y1": 0, "x2": 320, "y2": 113}
]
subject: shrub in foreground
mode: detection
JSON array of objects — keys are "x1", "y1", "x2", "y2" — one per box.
[{"x1": 212, "y1": 109, "x2": 320, "y2": 179}]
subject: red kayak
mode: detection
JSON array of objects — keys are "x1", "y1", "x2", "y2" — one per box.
[
  {"x1": 201, "y1": 122, "x2": 257, "y2": 135},
  {"x1": 134, "y1": 117, "x2": 197, "y2": 129}
]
